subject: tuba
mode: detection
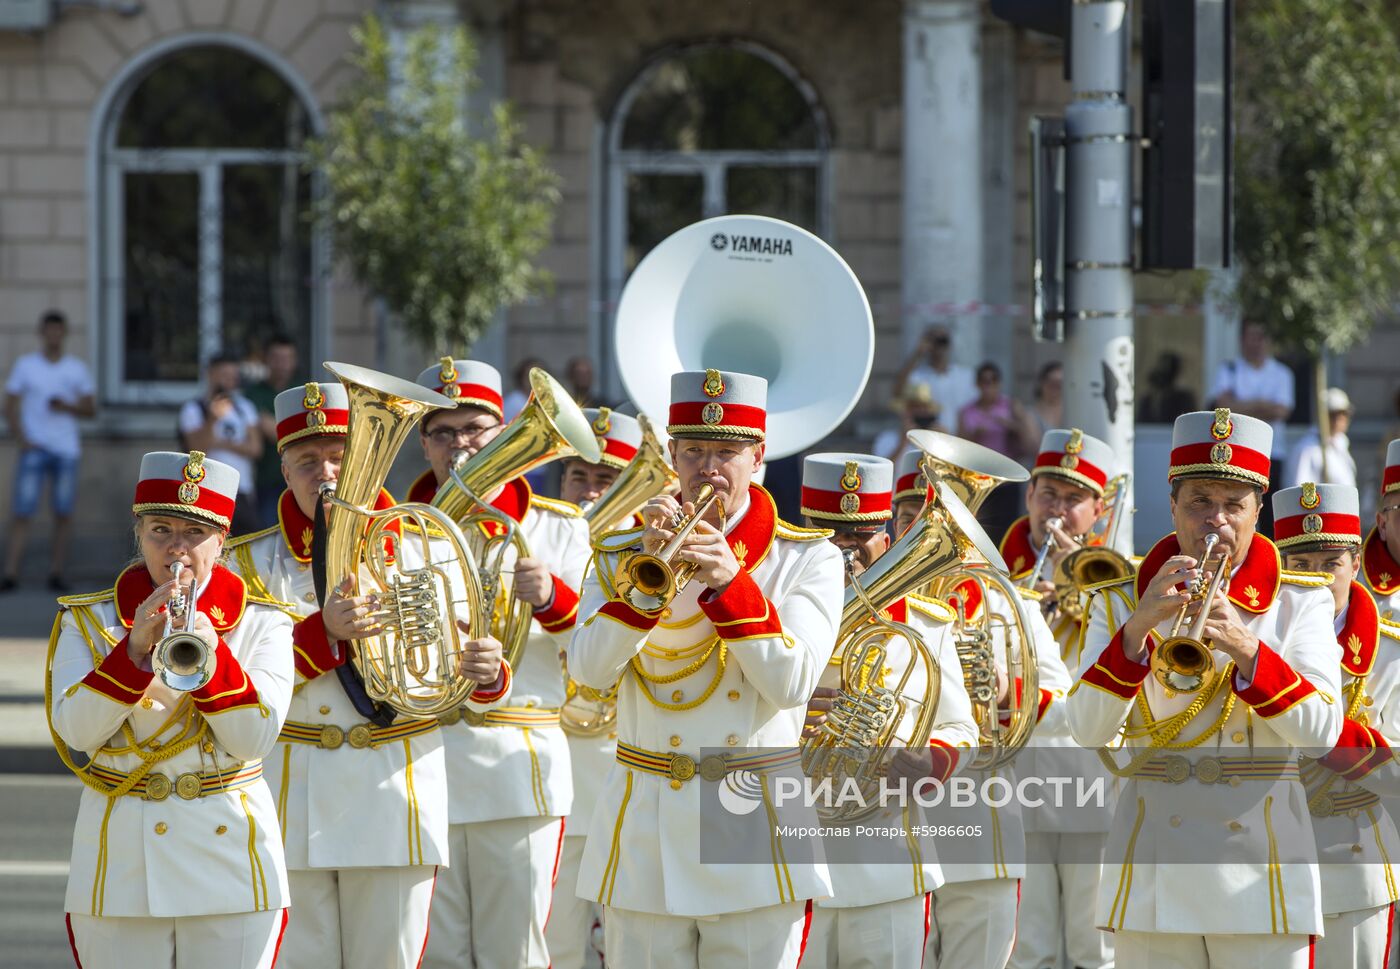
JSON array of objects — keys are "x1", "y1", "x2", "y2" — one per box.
[
  {"x1": 1051, "y1": 471, "x2": 1136, "y2": 620},
  {"x1": 320, "y1": 362, "x2": 488, "y2": 720},
  {"x1": 432, "y1": 367, "x2": 600, "y2": 673},
  {"x1": 906, "y1": 430, "x2": 1040, "y2": 770},
  {"x1": 803, "y1": 483, "x2": 1000, "y2": 821},
  {"x1": 151, "y1": 562, "x2": 215, "y2": 692}
]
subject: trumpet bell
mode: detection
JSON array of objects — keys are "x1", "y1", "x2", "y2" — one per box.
[
  {"x1": 152, "y1": 632, "x2": 214, "y2": 692},
  {"x1": 1151, "y1": 636, "x2": 1217, "y2": 694},
  {"x1": 583, "y1": 415, "x2": 678, "y2": 540},
  {"x1": 615, "y1": 552, "x2": 675, "y2": 612},
  {"x1": 615, "y1": 215, "x2": 874, "y2": 460},
  {"x1": 1052, "y1": 546, "x2": 1136, "y2": 621},
  {"x1": 906, "y1": 429, "x2": 1029, "y2": 515}
]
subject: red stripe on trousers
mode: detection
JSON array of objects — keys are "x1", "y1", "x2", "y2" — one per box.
[
  {"x1": 1386, "y1": 904, "x2": 1396, "y2": 966},
  {"x1": 65, "y1": 914, "x2": 83, "y2": 968},
  {"x1": 416, "y1": 867, "x2": 439, "y2": 969},
  {"x1": 921, "y1": 892, "x2": 933, "y2": 969},
  {"x1": 543, "y1": 817, "x2": 568, "y2": 969},
  {"x1": 1309, "y1": 932, "x2": 1315, "y2": 967},
  {"x1": 794, "y1": 899, "x2": 814, "y2": 967},
  {"x1": 270, "y1": 908, "x2": 289, "y2": 967}
]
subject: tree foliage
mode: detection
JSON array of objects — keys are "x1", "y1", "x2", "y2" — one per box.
[
  {"x1": 1234, "y1": 0, "x2": 1400, "y2": 355},
  {"x1": 307, "y1": 17, "x2": 560, "y2": 352}
]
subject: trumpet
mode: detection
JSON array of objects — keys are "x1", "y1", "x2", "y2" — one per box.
[
  {"x1": 613, "y1": 484, "x2": 725, "y2": 612},
  {"x1": 1150, "y1": 533, "x2": 1230, "y2": 695},
  {"x1": 582, "y1": 416, "x2": 678, "y2": 540},
  {"x1": 151, "y1": 562, "x2": 216, "y2": 692},
  {"x1": 1022, "y1": 517, "x2": 1064, "y2": 590}
]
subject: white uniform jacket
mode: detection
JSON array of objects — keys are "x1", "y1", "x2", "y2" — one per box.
[
  {"x1": 1068, "y1": 532, "x2": 1343, "y2": 936},
  {"x1": 226, "y1": 488, "x2": 497, "y2": 869},
  {"x1": 1362, "y1": 527, "x2": 1400, "y2": 622},
  {"x1": 1304, "y1": 583, "x2": 1400, "y2": 916},
  {"x1": 48, "y1": 564, "x2": 293, "y2": 918},
  {"x1": 934, "y1": 575, "x2": 1073, "y2": 884},
  {"x1": 567, "y1": 484, "x2": 844, "y2": 917},
  {"x1": 818, "y1": 594, "x2": 979, "y2": 908},
  {"x1": 410, "y1": 473, "x2": 590, "y2": 824}
]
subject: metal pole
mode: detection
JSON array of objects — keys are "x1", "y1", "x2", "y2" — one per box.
[{"x1": 1063, "y1": 0, "x2": 1136, "y2": 554}]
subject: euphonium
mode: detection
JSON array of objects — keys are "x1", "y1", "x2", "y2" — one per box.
[
  {"x1": 613, "y1": 484, "x2": 724, "y2": 612},
  {"x1": 431, "y1": 367, "x2": 601, "y2": 673},
  {"x1": 906, "y1": 429, "x2": 1030, "y2": 517},
  {"x1": 320, "y1": 362, "x2": 488, "y2": 720},
  {"x1": 581, "y1": 415, "x2": 678, "y2": 540},
  {"x1": 151, "y1": 562, "x2": 216, "y2": 692},
  {"x1": 1150, "y1": 533, "x2": 1229, "y2": 695}
]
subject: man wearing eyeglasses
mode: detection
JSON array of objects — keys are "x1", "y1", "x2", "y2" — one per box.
[
  {"x1": 1361, "y1": 439, "x2": 1400, "y2": 622},
  {"x1": 410, "y1": 357, "x2": 591, "y2": 969}
]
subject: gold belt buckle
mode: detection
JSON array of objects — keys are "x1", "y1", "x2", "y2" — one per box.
[
  {"x1": 1193, "y1": 756, "x2": 1224, "y2": 784},
  {"x1": 669, "y1": 754, "x2": 697, "y2": 783},
  {"x1": 145, "y1": 773, "x2": 172, "y2": 801},
  {"x1": 1162, "y1": 755, "x2": 1191, "y2": 784},
  {"x1": 699, "y1": 755, "x2": 729, "y2": 783},
  {"x1": 347, "y1": 724, "x2": 374, "y2": 749},
  {"x1": 320, "y1": 724, "x2": 345, "y2": 750},
  {"x1": 1311, "y1": 793, "x2": 1336, "y2": 818},
  {"x1": 175, "y1": 773, "x2": 203, "y2": 800},
  {"x1": 461, "y1": 708, "x2": 487, "y2": 727},
  {"x1": 439, "y1": 709, "x2": 462, "y2": 727}
]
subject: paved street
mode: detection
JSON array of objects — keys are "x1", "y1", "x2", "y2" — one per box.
[{"x1": 0, "y1": 774, "x2": 81, "y2": 968}]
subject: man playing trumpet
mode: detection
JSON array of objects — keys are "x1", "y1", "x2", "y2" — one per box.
[
  {"x1": 1068, "y1": 409, "x2": 1341, "y2": 968},
  {"x1": 567, "y1": 369, "x2": 844, "y2": 969}
]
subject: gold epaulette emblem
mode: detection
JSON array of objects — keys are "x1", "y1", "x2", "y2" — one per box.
[
  {"x1": 1244, "y1": 584, "x2": 1261, "y2": 608},
  {"x1": 300, "y1": 527, "x2": 314, "y2": 558},
  {"x1": 733, "y1": 540, "x2": 749, "y2": 571},
  {"x1": 209, "y1": 605, "x2": 226, "y2": 625},
  {"x1": 179, "y1": 450, "x2": 206, "y2": 504}
]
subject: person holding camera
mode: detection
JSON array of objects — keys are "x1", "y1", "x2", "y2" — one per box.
[
  {"x1": 873, "y1": 384, "x2": 945, "y2": 463},
  {"x1": 893, "y1": 324, "x2": 979, "y2": 423},
  {"x1": 177, "y1": 352, "x2": 262, "y2": 535}
]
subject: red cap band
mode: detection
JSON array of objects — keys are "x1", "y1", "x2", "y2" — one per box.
[
  {"x1": 601, "y1": 437, "x2": 639, "y2": 464},
  {"x1": 1384, "y1": 465, "x2": 1400, "y2": 495},
  {"x1": 1275, "y1": 512, "x2": 1362, "y2": 544},
  {"x1": 133, "y1": 479, "x2": 236, "y2": 525},
  {"x1": 1033, "y1": 451, "x2": 1108, "y2": 489},
  {"x1": 1169, "y1": 442, "x2": 1271, "y2": 483},
  {"x1": 668, "y1": 401, "x2": 766, "y2": 436},
  {"x1": 800, "y1": 487, "x2": 893, "y2": 518},
  {"x1": 276, "y1": 409, "x2": 350, "y2": 445},
  {"x1": 438, "y1": 382, "x2": 504, "y2": 415}
]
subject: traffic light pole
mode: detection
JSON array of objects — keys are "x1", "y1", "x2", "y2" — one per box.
[{"x1": 1063, "y1": 0, "x2": 1136, "y2": 552}]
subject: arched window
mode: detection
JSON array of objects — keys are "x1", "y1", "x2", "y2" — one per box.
[
  {"x1": 602, "y1": 43, "x2": 830, "y2": 374},
  {"x1": 97, "y1": 40, "x2": 323, "y2": 402}
]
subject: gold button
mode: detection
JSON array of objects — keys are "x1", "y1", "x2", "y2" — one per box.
[
  {"x1": 662, "y1": 609, "x2": 672, "y2": 619},
  {"x1": 140, "y1": 697, "x2": 154, "y2": 710},
  {"x1": 215, "y1": 825, "x2": 228, "y2": 835},
  {"x1": 525, "y1": 700, "x2": 537, "y2": 708},
  {"x1": 671, "y1": 690, "x2": 684, "y2": 703},
  {"x1": 1229, "y1": 777, "x2": 1241, "y2": 787},
  {"x1": 669, "y1": 779, "x2": 682, "y2": 790},
  {"x1": 1169, "y1": 815, "x2": 1182, "y2": 828},
  {"x1": 1365, "y1": 696, "x2": 1375, "y2": 706},
  {"x1": 728, "y1": 690, "x2": 740, "y2": 701},
  {"x1": 202, "y1": 742, "x2": 215, "y2": 754},
  {"x1": 608, "y1": 731, "x2": 617, "y2": 739},
  {"x1": 154, "y1": 822, "x2": 168, "y2": 835},
  {"x1": 669, "y1": 735, "x2": 681, "y2": 748},
  {"x1": 726, "y1": 735, "x2": 739, "y2": 746},
  {"x1": 1353, "y1": 844, "x2": 1365, "y2": 853},
  {"x1": 319, "y1": 705, "x2": 332, "y2": 715},
  {"x1": 1231, "y1": 732, "x2": 1245, "y2": 743},
  {"x1": 1228, "y1": 821, "x2": 1243, "y2": 831},
  {"x1": 303, "y1": 592, "x2": 317, "y2": 603}
]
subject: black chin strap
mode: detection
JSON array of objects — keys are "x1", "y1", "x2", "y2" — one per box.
[{"x1": 313, "y1": 495, "x2": 396, "y2": 727}]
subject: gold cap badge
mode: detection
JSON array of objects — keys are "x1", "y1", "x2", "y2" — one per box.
[
  {"x1": 439, "y1": 357, "x2": 461, "y2": 398},
  {"x1": 840, "y1": 460, "x2": 863, "y2": 493},
  {"x1": 701, "y1": 402, "x2": 724, "y2": 425},
  {"x1": 1302, "y1": 513, "x2": 1324, "y2": 534},
  {"x1": 1211, "y1": 407, "x2": 1234, "y2": 441},
  {"x1": 178, "y1": 451, "x2": 205, "y2": 504},
  {"x1": 1210, "y1": 442, "x2": 1233, "y2": 465},
  {"x1": 592, "y1": 407, "x2": 612, "y2": 436},
  {"x1": 1300, "y1": 482, "x2": 1320, "y2": 509},
  {"x1": 1065, "y1": 429, "x2": 1084, "y2": 454},
  {"x1": 302, "y1": 383, "x2": 324, "y2": 410},
  {"x1": 839, "y1": 492, "x2": 861, "y2": 515},
  {"x1": 703, "y1": 369, "x2": 725, "y2": 398}
]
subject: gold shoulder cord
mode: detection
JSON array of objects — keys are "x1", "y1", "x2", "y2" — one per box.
[
  {"x1": 1303, "y1": 673, "x2": 1369, "y2": 812},
  {"x1": 1098, "y1": 663, "x2": 1238, "y2": 779}
]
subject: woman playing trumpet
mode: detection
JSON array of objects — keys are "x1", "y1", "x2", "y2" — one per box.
[{"x1": 47, "y1": 450, "x2": 294, "y2": 969}]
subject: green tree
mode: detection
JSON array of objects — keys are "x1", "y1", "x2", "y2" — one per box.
[{"x1": 307, "y1": 16, "x2": 560, "y2": 353}]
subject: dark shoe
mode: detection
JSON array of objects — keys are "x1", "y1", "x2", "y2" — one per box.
[
  {"x1": 0, "y1": 577, "x2": 15, "y2": 593},
  {"x1": 47, "y1": 575, "x2": 68, "y2": 593}
]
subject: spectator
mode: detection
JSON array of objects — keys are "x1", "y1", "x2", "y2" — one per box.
[
  {"x1": 1138, "y1": 351, "x2": 1198, "y2": 424},
  {"x1": 1027, "y1": 361, "x2": 1064, "y2": 441},
  {"x1": 958, "y1": 361, "x2": 1031, "y2": 539},
  {"x1": 872, "y1": 384, "x2": 944, "y2": 463},
  {"x1": 1286, "y1": 388, "x2": 1357, "y2": 487},
  {"x1": 244, "y1": 334, "x2": 301, "y2": 527},
  {"x1": 178, "y1": 351, "x2": 262, "y2": 534},
  {"x1": 566, "y1": 355, "x2": 598, "y2": 408},
  {"x1": 894, "y1": 324, "x2": 978, "y2": 422},
  {"x1": 1210, "y1": 320, "x2": 1295, "y2": 460},
  {"x1": 2, "y1": 310, "x2": 95, "y2": 592},
  {"x1": 503, "y1": 356, "x2": 547, "y2": 421},
  {"x1": 1379, "y1": 386, "x2": 1400, "y2": 478}
]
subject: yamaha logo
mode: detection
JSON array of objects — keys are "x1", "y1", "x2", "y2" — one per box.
[
  {"x1": 717, "y1": 234, "x2": 794, "y2": 257},
  {"x1": 710, "y1": 233, "x2": 728, "y2": 251}
]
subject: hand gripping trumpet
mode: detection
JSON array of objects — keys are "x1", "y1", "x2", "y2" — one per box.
[
  {"x1": 151, "y1": 562, "x2": 216, "y2": 692},
  {"x1": 1150, "y1": 532, "x2": 1230, "y2": 695},
  {"x1": 1051, "y1": 472, "x2": 1136, "y2": 621},
  {"x1": 613, "y1": 483, "x2": 725, "y2": 613},
  {"x1": 1022, "y1": 516, "x2": 1064, "y2": 590}
]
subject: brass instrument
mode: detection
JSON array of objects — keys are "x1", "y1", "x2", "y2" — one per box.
[
  {"x1": 1022, "y1": 516, "x2": 1064, "y2": 590},
  {"x1": 432, "y1": 367, "x2": 601, "y2": 673},
  {"x1": 1150, "y1": 533, "x2": 1229, "y2": 695},
  {"x1": 906, "y1": 429, "x2": 1030, "y2": 518},
  {"x1": 582, "y1": 415, "x2": 678, "y2": 540},
  {"x1": 559, "y1": 678, "x2": 620, "y2": 737},
  {"x1": 320, "y1": 362, "x2": 488, "y2": 720},
  {"x1": 613, "y1": 484, "x2": 724, "y2": 613},
  {"x1": 151, "y1": 562, "x2": 216, "y2": 692},
  {"x1": 804, "y1": 486, "x2": 1003, "y2": 821},
  {"x1": 1049, "y1": 471, "x2": 1137, "y2": 619}
]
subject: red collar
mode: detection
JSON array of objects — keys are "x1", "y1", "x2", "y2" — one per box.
[
  {"x1": 453, "y1": 477, "x2": 534, "y2": 540},
  {"x1": 278, "y1": 488, "x2": 396, "y2": 563},
  {"x1": 116, "y1": 562, "x2": 247, "y2": 632},
  {"x1": 1363, "y1": 527, "x2": 1400, "y2": 595},
  {"x1": 949, "y1": 577, "x2": 985, "y2": 621},
  {"x1": 1000, "y1": 516, "x2": 1037, "y2": 580},
  {"x1": 726, "y1": 484, "x2": 778, "y2": 573},
  {"x1": 1341, "y1": 580, "x2": 1381, "y2": 676},
  {"x1": 879, "y1": 597, "x2": 909, "y2": 624},
  {"x1": 1136, "y1": 531, "x2": 1281, "y2": 613},
  {"x1": 407, "y1": 469, "x2": 439, "y2": 506}
]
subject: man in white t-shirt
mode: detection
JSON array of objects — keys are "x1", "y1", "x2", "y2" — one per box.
[
  {"x1": 1286, "y1": 387, "x2": 1357, "y2": 488},
  {"x1": 1210, "y1": 320, "x2": 1296, "y2": 460},
  {"x1": 894, "y1": 325, "x2": 978, "y2": 423},
  {"x1": 177, "y1": 351, "x2": 262, "y2": 534},
  {"x1": 2, "y1": 311, "x2": 95, "y2": 592}
]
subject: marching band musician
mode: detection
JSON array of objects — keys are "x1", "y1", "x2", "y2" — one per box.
[
  {"x1": 1067, "y1": 409, "x2": 1342, "y2": 968},
  {"x1": 546, "y1": 406, "x2": 645, "y2": 969},
  {"x1": 890, "y1": 449, "x2": 1074, "y2": 969},
  {"x1": 225, "y1": 382, "x2": 506, "y2": 969},
  {"x1": 1001, "y1": 429, "x2": 1117, "y2": 969},
  {"x1": 411, "y1": 357, "x2": 591, "y2": 969},
  {"x1": 1362, "y1": 440, "x2": 1400, "y2": 621},
  {"x1": 48, "y1": 451, "x2": 293, "y2": 968},
  {"x1": 799, "y1": 453, "x2": 979, "y2": 969},
  {"x1": 567, "y1": 369, "x2": 843, "y2": 969},
  {"x1": 1274, "y1": 481, "x2": 1400, "y2": 969}
]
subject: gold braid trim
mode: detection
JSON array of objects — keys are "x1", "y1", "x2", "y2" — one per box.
[
  {"x1": 1098, "y1": 664, "x2": 1238, "y2": 778},
  {"x1": 1303, "y1": 673, "x2": 1370, "y2": 812},
  {"x1": 1167, "y1": 464, "x2": 1270, "y2": 488},
  {"x1": 131, "y1": 501, "x2": 231, "y2": 528},
  {"x1": 628, "y1": 643, "x2": 728, "y2": 711}
]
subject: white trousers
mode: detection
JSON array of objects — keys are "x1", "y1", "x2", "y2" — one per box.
[
  {"x1": 1010, "y1": 832, "x2": 1114, "y2": 969},
  {"x1": 1114, "y1": 930, "x2": 1316, "y2": 969},
  {"x1": 1316, "y1": 903, "x2": 1393, "y2": 969},
  {"x1": 926, "y1": 877, "x2": 1020, "y2": 969},
  {"x1": 545, "y1": 835, "x2": 604, "y2": 969},
  {"x1": 67, "y1": 909, "x2": 287, "y2": 969},
  {"x1": 603, "y1": 899, "x2": 813, "y2": 969},
  {"x1": 421, "y1": 815, "x2": 565, "y2": 969},
  {"x1": 279, "y1": 865, "x2": 437, "y2": 969},
  {"x1": 804, "y1": 895, "x2": 930, "y2": 969}
]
